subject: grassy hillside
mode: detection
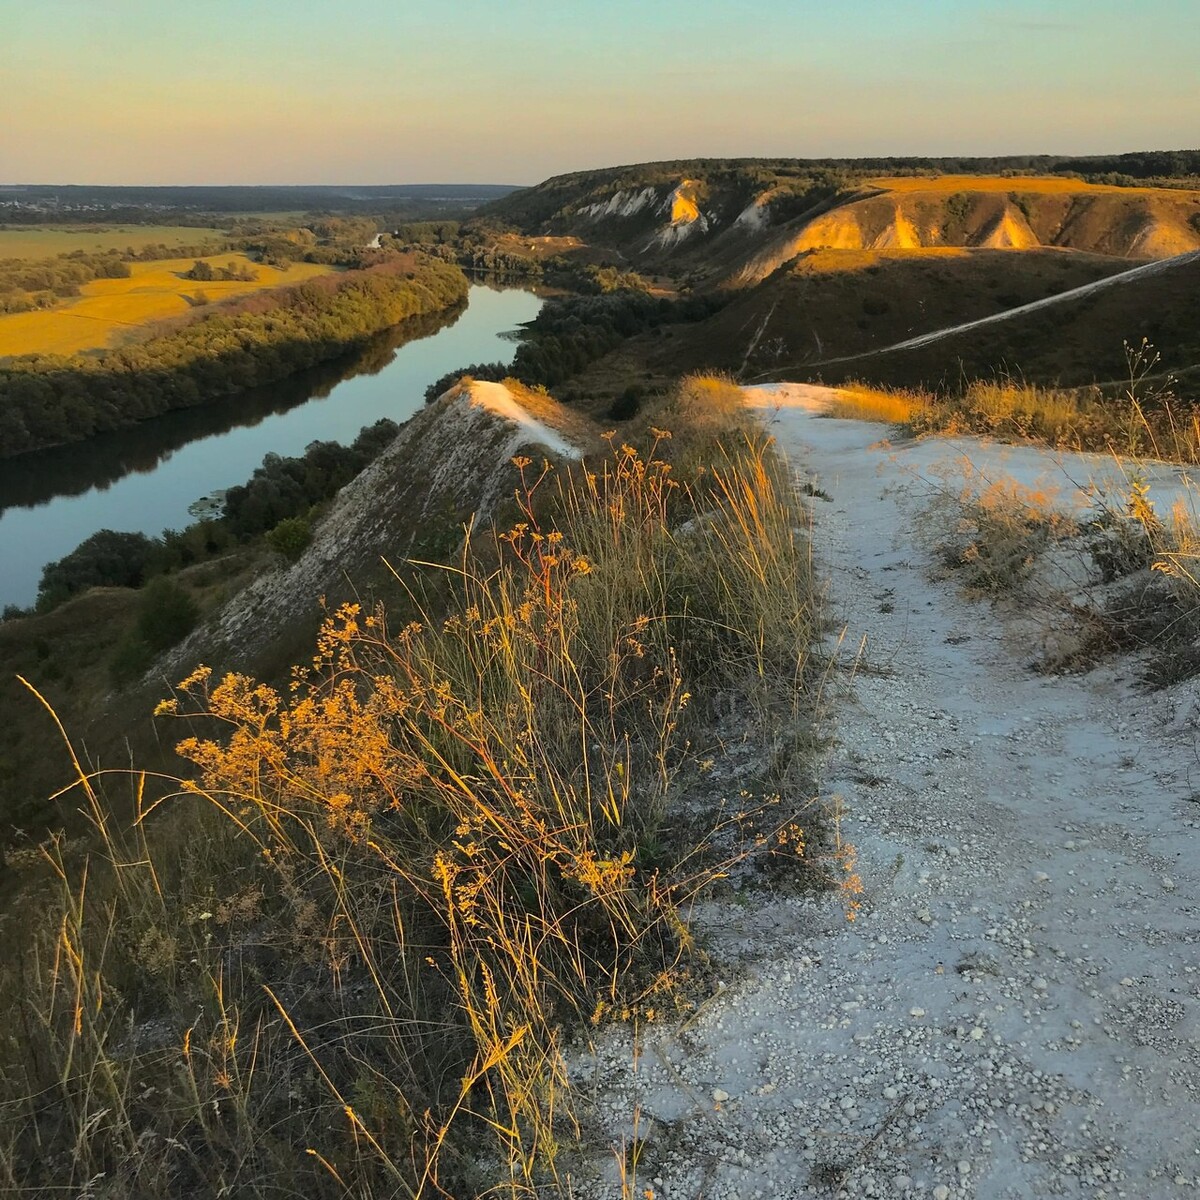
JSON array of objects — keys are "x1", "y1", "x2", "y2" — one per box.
[
  {"x1": 0, "y1": 376, "x2": 832, "y2": 1199},
  {"x1": 812, "y1": 254, "x2": 1200, "y2": 392},
  {"x1": 556, "y1": 249, "x2": 1130, "y2": 405}
]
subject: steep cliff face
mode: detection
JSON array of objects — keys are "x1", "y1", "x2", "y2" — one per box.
[
  {"x1": 166, "y1": 381, "x2": 593, "y2": 675},
  {"x1": 725, "y1": 182, "x2": 1200, "y2": 286}
]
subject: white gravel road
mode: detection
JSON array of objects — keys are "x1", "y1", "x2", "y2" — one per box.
[
  {"x1": 573, "y1": 385, "x2": 1200, "y2": 1199},
  {"x1": 812, "y1": 248, "x2": 1200, "y2": 366}
]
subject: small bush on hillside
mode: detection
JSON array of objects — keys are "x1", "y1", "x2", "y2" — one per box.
[
  {"x1": 109, "y1": 577, "x2": 200, "y2": 685},
  {"x1": 265, "y1": 515, "x2": 312, "y2": 562},
  {"x1": 137, "y1": 577, "x2": 200, "y2": 653},
  {"x1": 606, "y1": 383, "x2": 645, "y2": 421}
]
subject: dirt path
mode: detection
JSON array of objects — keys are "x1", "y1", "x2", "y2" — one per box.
[
  {"x1": 577, "y1": 385, "x2": 1200, "y2": 1199},
  {"x1": 810, "y1": 248, "x2": 1200, "y2": 367}
]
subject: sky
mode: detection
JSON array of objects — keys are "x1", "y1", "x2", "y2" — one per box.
[{"x1": 1, "y1": 0, "x2": 1197, "y2": 186}]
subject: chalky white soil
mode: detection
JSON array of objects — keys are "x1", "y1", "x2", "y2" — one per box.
[{"x1": 573, "y1": 385, "x2": 1200, "y2": 1199}]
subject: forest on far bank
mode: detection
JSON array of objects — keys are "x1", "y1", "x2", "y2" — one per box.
[{"x1": 0, "y1": 256, "x2": 467, "y2": 457}]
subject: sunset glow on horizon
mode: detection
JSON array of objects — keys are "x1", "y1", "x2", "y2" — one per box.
[{"x1": 2, "y1": 0, "x2": 1198, "y2": 185}]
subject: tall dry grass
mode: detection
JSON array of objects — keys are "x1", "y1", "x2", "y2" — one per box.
[
  {"x1": 904, "y1": 343, "x2": 1200, "y2": 464},
  {"x1": 824, "y1": 383, "x2": 932, "y2": 425},
  {"x1": 0, "y1": 376, "x2": 838, "y2": 1198}
]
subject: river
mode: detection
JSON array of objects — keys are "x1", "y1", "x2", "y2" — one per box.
[{"x1": 0, "y1": 285, "x2": 542, "y2": 610}]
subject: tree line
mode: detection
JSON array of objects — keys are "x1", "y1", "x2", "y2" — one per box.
[
  {"x1": 22, "y1": 418, "x2": 401, "y2": 615},
  {"x1": 0, "y1": 256, "x2": 467, "y2": 457},
  {"x1": 1059, "y1": 150, "x2": 1200, "y2": 183},
  {"x1": 185, "y1": 259, "x2": 257, "y2": 282},
  {"x1": 508, "y1": 289, "x2": 721, "y2": 388},
  {"x1": 424, "y1": 287, "x2": 724, "y2": 403}
]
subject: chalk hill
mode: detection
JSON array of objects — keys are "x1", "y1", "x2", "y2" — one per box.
[{"x1": 483, "y1": 165, "x2": 1200, "y2": 285}]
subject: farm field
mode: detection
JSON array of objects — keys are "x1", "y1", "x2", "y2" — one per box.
[
  {"x1": 0, "y1": 223, "x2": 227, "y2": 259},
  {"x1": 0, "y1": 253, "x2": 336, "y2": 357}
]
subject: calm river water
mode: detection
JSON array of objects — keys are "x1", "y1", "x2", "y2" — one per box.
[{"x1": 0, "y1": 285, "x2": 542, "y2": 609}]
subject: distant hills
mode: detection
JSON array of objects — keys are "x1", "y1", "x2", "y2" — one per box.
[
  {"x1": 0, "y1": 182, "x2": 520, "y2": 218},
  {"x1": 480, "y1": 158, "x2": 1200, "y2": 287}
]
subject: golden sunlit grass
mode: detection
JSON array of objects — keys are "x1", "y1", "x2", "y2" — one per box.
[
  {"x1": 0, "y1": 224, "x2": 226, "y2": 260},
  {"x1": 0, "y1": 254, "x2": 336, "y2": 357},
  {"x1": 907, "y1": 348, "x2": 1200, "y2": 465},
  {"x1": 926, "y1": 452, "x2": 1200, "y2": 683},
  {"x1": 825, "y1": 382, "x2": 933, "y2": 424},
  {"x1": 932, "y1": 464, "x2": 1079, "y2": 596},
  {"x1": 0, "y1": 376, "x2": 847, "y2": 1198},
  {"x1": 865, "y1": 174, "x2": 1200, "y2": 197},
  {"x1": 794, "y1": 246, "x2": 970, "y2": 274},
  {"x1": 815, "y1": 343, "x2": 1200, "y2": 467}
]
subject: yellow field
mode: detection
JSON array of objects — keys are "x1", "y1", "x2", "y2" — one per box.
[
  {"x1": 0, "y1": 254, "x2": 335, "y2": 357},
  {"x1": 866, "y1": 174, "x2": 1200, "y2": 198},
  {"x1": 0, "y1": 224, "x2": 228, "y2": 260}
]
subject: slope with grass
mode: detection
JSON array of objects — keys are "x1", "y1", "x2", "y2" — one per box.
[
  {"x1": 810, "y1": 250, "x2": 1200, "y2": 391},
  {"x1": 562, "y1": 248, "x2": 1131, "y2": 396},
  {"x1": 0, "y1": 378, "x2": 593, "y2": 845},
  {"x1": 0, "y1": 374, "x2": 828, "y2": 1200}
]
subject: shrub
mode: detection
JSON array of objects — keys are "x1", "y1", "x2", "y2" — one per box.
[
  {"x1": 109, "y1": 578, "x2": 200, "y2": 685},
  {"x1": 265, "y1": 515, "x2": 312, "y2": 562},
  {"x1": 136, "y1": 577, "x2": 200, "y2": 653}
]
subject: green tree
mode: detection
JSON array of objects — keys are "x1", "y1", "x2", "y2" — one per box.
[{"x1": 266, "y1": 515, "x2": 312, "y2": 562}]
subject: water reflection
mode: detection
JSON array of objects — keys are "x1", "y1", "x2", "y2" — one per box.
[
  {"x1": 0, "y1": 305, "x2": 461, "y2": 515},
  {"x1": 0, "y1": 287, "x2": 542, "y2": 608}
]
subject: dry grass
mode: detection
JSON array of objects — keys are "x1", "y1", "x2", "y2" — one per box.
[
  {"x1": 907, "y1": 348, "x2": 1200, "y2": 465},
  {"x1": 793, "y1": 247, "x2": 970, "y2": 274},
  {"x1": 933, "y1": 467, "x2": 1080, "y2": 596},
  {"x1": 1099, "y1": 484, "x2": 1200, "y2": 683},
  {"x1": 0, "y1": 376, "x2": 845, "y2": 1198},
  {"x1": 926, "y1": 450, "x2": 1200, "y2": 683},
  {"x1": 825, "y1": 383, "x2": 932, "y2": 424},
  {"x1": 0, "y1": 254, "x2": 335, "y2": 357},
  {"x1": 865, "y1": 174, "x2": 1200, "y2": 198}
]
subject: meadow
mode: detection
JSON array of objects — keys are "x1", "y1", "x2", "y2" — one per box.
[
  {"x1": 0, "y1": 224, "x2": 226, "y2": 260},
  {"x1": 0, "y1": 253, "x2": 336, "y2": 356}
]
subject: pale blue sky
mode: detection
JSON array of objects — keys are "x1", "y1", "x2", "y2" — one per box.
[{"x1": 1, "y1": 0, "x2": 1196, "y2": 184}]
